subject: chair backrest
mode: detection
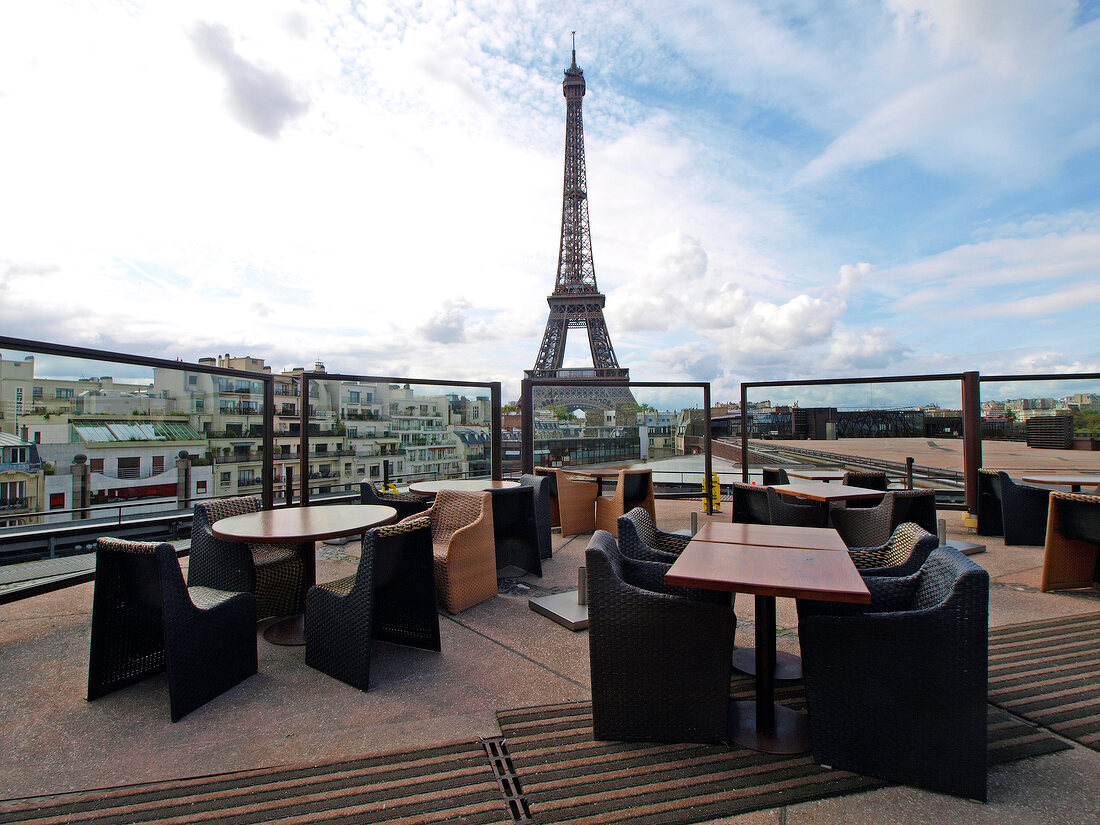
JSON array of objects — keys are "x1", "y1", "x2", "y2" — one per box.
[
  {"x1": 533, "y1": 466, "x2": 558, "y2": 497},
  {"x1": 911, "y1": 547, "x2": 989, "y2": 614},
  {"x1": 365, "y1": 517, "x2": 432, "y2": 589},
  {"x1": 766, "y1": 487, "x2": 827, "y2": 528},
  {"x1": 830, "y1": 492, "x2": 895, "y2": 546},
  {"x1": 890, "y1": 489, "x2": 937, "y2": 534},
  {"x1": 976, "y1": 469, "x2": 1003, "y2": 535},
  {"x1": 731, "y1": 482, "x2": 770, "y2": 524},
  {"x1": 842, "y1": 470, "x2": 888, "y2": 491},
  {"x1": 762, "y1": 467, "x2": 789, "y2": 486},
  {"x1": 619, "y1": 506, "x2": 660, "y2": 548},
  {"x1": 428, "y1": 490, "x2": 488, "y2": 542},
  {"x1": 360, "y1": 481, "x2": 387, "y2": 506},
  {"x1": 194, "y1": 495, "x2": 261, "y2": 533},
  {"x1": 1055, "y1": 494, "x2": 1100, "y2": 545},
  {"x1": 620, "y1": 470, "x2": 652, "y2": 505},
  {"x1": 88, "y1": 537, "x2": 182, "y2": 700}
]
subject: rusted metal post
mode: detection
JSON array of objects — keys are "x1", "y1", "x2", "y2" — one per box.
[
  {"x1": 704, "y1": 383, "x2": 713, "y2": 516},
  {"x1": 961, "y1": 371, "x2": 981, "y2": 515},
  {"x1": 740, "y1": 384, "x2": 749, "y2": 483},
  {"x1": 520, "y1": 378, "x2": 534, "y2": 475}
]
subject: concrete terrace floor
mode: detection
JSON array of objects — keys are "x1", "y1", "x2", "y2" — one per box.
[{"x1": 2, "y1": 498, "x2": 1100, "y2": 824}]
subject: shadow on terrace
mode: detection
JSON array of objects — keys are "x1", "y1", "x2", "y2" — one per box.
[{"x1": 1, "y1": 337, "x2": 1099, "y2": 825}]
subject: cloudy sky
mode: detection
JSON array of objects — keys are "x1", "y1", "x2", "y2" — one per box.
[{"x1": 2, "y1": 0, "x2": 1099, "y2": 407}]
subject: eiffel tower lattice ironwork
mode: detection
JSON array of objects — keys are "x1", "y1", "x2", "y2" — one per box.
[{"x1": 527, "y1": 42, "x2": 635, "y2": 411}]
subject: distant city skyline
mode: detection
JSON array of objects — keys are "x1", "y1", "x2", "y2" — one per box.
[{"x1": 1, "y1": 1, "x2": 1098, "y2": 407}]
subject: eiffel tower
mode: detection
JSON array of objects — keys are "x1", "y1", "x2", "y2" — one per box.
[{"x1": 526, "y1": 39, "x2": 635, "y2": 411}]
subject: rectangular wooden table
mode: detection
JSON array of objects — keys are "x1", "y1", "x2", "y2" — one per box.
[
  {"x1": 1021, "y1": 475, "x2": 1100, "y2": 493},
  {"x1": 666, "y1": 525, "x2": 870, "y2": 754},
  {"x1": 786, "y1": 469, "x2": 847, "y2": 483},
  {"x1": 767, "y1": 482, "x2": 887, "y2": 503}
]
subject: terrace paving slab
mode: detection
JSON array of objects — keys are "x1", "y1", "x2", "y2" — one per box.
[{"x1": 2, "y1": 497, "x2": 1099, "y2": 824}]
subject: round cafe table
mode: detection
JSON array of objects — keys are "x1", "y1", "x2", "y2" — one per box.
[
  {"x1": 212, "y1": 504, "x2": 397, "y2": 646},
  {"x1": 407, "y1": 479, "x2": 520, "y2": 496}
]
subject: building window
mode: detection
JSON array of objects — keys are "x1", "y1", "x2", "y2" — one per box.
[
  {"x1": 195, "y1": 398, "x2": 204, "y2": 412},
  {"x1": 196, "y1": 480, "x2": 207, "y2": 494},
  {"x1": 369, "y1": 465, "x2": 380, "y2": 478},
  {"x1": 187, "y1": 374, "x2": 198, "y2": 386},
  {"x1": 32, "y1": 386, "x2": 43, "y2": 400},
  {"x1": 49, "y1": 493, "x2": 65, "y2": 510},
  {"x1": 220, "y1": 472, "x2": 231, "y2": 486},
  {"x1": 117, "y1": 457, "x2": 140, "y2": 479},
  {"x1": 152, "y1": 455, "x2": 165, "y2": 473},
  {"x1": 14, "y1": 387, "x2": 23, "y2": 413},
  {"x1": 348, "y1": 391, "x2": 360, "y2": 403},
  {"x1": 55, "y1": 388, "x2": 73, "y2": 399},
  {"x1": 0, "y1": 480, "x2": 26, "y2": 505},
  {"x1": 90, "y1": 458, "x2": 105, "y2": 473}
]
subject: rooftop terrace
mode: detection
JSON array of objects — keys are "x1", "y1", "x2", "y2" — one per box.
[{"x1": 2, "y1": 498, "x2": 1098, "y2": 824}]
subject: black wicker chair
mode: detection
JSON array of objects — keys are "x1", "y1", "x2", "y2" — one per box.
[
  {"x1": 88, "y1": 538, "x2": 257, "y2": 722},
  {"x1": 617, "y1": 506, "x2": 689, "y2": 564},
  {"x1": 731, "y1": 482, "x2": 771, "y2": 524},
  {"x1": 360, "y1": 481, "x2": 430, "y2": 520},
  {"x1": 762, "y1": 467, "x2": 790, "y2": 486},
  {"x1": 840, "y1": 471, "x2": 888, "y2": 508},
  {"x1": 976, "y1": 469, "x2": 1003, "y2": 537},
  {"x1": 997, "y1": 472, "x2": 1051, "y2": 546},
  {"x1": 587, "y1": 531, "x2": 735, "y2": 744},
  {"x1": 766, "y1": 487, "x2": 827, "y2": 528},
  {"x1": 305, "y1": 519, "x2": 440, "y2": 691},
  {"x1": 188, "y1": 496, "x2": 304, "y2": 620},
  {"x1": 847, "y1": 522, "x2": 940, "y2": 577},
  {"x1": 889, "y1": 489, "x2": 938, "y2": 535},
  {"x1": 519, "y1": 473, "x2": 553, "y2": 560},
  {"x1": 796, "y1": 547, "x2": 989, "y2": 801},
  {"x1": 830, "y1": 492, "x2": 895, "y2": 547},
  {"x1": 490, "y1": 485, "x2": 543, "y2": 577}
]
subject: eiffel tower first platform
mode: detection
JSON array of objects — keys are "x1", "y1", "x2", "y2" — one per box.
[{"x1": 526, "y1": 41, "x2": 636, "y2": 412}]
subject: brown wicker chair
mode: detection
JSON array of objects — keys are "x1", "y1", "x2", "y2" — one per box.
[
  {"x1": 403, "y1": 490, "x2": 496, "y2": 613},
  {"x1": 595, "y1": 469, "x2": 656, "y2": 537},
  {"x1": 188, "y1": 496, "x2": 304, "y2": 620},
  {"x1": 545, "y1": 468, "x2": 599, "y2": 537},
  {"x1": 305, "y1": 519, "x2": 440, "y2": 690},
  {"x1": 88, "y1": 538, "x2": 257, "y2": 722},
  {"x1": 1040, "y1": 491, "x2": 1100, "y2": 592}
]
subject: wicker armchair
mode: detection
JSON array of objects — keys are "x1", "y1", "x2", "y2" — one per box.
[
  {"x1": 595, "y1": 469, "x2": 656, "y2": 537},
  {"x1": 976, "y1": 469, "x2": 1003, "y2": 536},
  {"x1": 305, "y1": 519, "x2": 440, "y2": 691},
  {"x1": 88, "y1": 538, "x2": 257, "y2": 722},
  {"x1": 840, "y1": 471, "x2": 887, "y2": 508},
  {"x1": 519, "y1": 474, "x2": 553, "y2": 560},
  {"x1": 403, "y1": 490, "x2": 496, "y2": 613},
  {"x1": 360, "y1": 481, "x2": 429, "y2": 520},
  {"x1": 617, "y1": 506, "x2": 689, "y2": 564},
  {"x1": 586, "y1": 531, "x2": 735, "y2": 744},
  {"x1": 188, "y1": 496, "x2": 304, "y2": 620},
  {"x1": 533, "y1": 466, "x2": 560, "y2": 527},
  {"x1": 766, "y1": 487, "x2": 827, "y2": 528},
  {"x1": 997, "y1": 472, "x2": 1051, "y2": 546},
  {"x1": 731, "y1": 481, "x2": 770, "y2": 524},
  {"x1": 545, "y1": 468, "x2": 599, "y2": 536},
  {"x1": 830, "y1": 492, "x2": 895, "y2": 547},
  {"x1": 1040, "y1": 492, "x2": 1100, "y2": 592},
  {"x1": 761, "y1": 467, "x2": 789, "y2": 486},
  {"x1": 796, "y1": 548, "x2": 989, "y2": 800},
  {"x1": 889, "y1": 488, "x2": 938, "y2": 535},
  {"x1": 490, "y1": 485, "x2": 543, "y2": 577},
  {"x1": 847, "y1": 522, "x2": 939, "y2": 577}
]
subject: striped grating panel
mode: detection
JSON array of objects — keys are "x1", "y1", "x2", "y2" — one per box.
[{"x1": 988, "y1": 611, "x2": 1100, "y2": 751}]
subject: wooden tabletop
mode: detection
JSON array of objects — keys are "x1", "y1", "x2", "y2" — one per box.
[
  {"x1": 408, "y1": 479, "x2": 520, "y2": 496},
  {"x1": 692, "y1": 521, "x2": 848, "y2": 551},
  {"x1": 567, "y1": 468, "x2": 643, "y2": 478},
  {"x1": 1021, "y1": 475, "x2": 1100, "y2": 488},
  {"x1": 786, "y1": 469, "x2": 847, "y2": 482},
  {"x1": 767, "y1": 482, "x2": 885, "y2": 503},
  {"x1": 665, "y1": 535, "x2": 870, "y2": 603},
  {"x1": 212, "y1": 504, "x2": 397, "y2": 543}
]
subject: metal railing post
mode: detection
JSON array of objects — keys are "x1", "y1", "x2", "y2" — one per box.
[{"x1": 962, "y1": 371, "x2": 981, "y2": 516}]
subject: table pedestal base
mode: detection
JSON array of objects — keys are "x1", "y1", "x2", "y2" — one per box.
[
  {"x1": 731, "y1": 648, "x2": 803, "y2": 681},
  {"x1": 728, "y1": 700, "x2": 811, "y2": 754},
  {"x1": 263, "y1": 614, "x2": 305, "y2": 646}
]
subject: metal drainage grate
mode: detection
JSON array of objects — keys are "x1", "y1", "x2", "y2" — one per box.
[{"x1": 480, "y1": 736, "x2": 532, "y2": 823}]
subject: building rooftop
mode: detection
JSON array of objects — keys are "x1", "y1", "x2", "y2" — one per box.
[{"x1": 1, "y1": 498, "x2": 1098, "y2": 824}]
